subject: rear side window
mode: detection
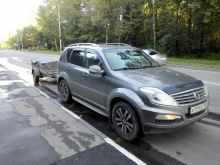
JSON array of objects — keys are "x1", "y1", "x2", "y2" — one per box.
[
  {"x1": 69, "y1": 50, "x2": 84, "y2": 67},
  {"x1": 66, "y1": 48, "x2": 73, "y2": 62},
  {"x1": 60, "y1": 48, "x2": 73, "y2": 62},
  {"x1": 60, "y1": 49, "x2": 68, "y2": 62}
]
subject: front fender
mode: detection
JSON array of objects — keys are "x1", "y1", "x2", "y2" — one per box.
[{"x1": 107, "y1": 88, "x2": 145, "y2": 124}]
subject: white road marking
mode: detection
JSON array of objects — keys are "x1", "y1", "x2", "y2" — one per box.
[
  {"x1": 204, "y1": 82, "x2": 220, "y2": 86},
  {"x1": 105, "y1": 137, "x2": 146, "y2": 165},
  {"x1": 60, "y1": 105, "x2": 81, "y2": 120},
  {"x1": 11, "y1": 57, "x2": 27, "y2": 63},
  {"x1": 0, "y1": 57, "x2": 33, "y2": 84}
]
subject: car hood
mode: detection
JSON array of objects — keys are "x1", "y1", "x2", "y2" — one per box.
[{"x1": 116, "y1": 66, "x2": 204, "y2": 94}]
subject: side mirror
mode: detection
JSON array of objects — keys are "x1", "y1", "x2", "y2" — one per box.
[{"x1": 89, "y1": 65, "x2": 104, "y2": 75}]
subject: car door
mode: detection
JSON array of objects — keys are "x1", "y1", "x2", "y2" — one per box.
[
  {"x1": 68, "y1": 48, "x2": 85, "y2": 97},
  {"x1": 81, "y1": 49, "x2": 107, "y2": 110}
]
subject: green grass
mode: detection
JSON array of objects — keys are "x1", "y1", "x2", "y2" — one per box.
[
  {"x1": 167, "y1": 57, "x2": 220, "y2": 69},
  {"x1": 22, "y1": 49, "x2": 61, "y2": 55}
]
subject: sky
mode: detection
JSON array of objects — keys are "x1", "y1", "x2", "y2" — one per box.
[{"x1": 0, "y1": 0, "x2": 43, "y2": 42}]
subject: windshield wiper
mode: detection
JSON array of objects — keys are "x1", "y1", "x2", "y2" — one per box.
[
  {"x1": 114, "y1": 67, "x2": 129, "y2": 71},
  {"x1": 129, "y1": 66, "x2": 143, "y2": 69},
  {"x1": 114, "y1": 66, "x2": 143, "y2": 71},
  {"x1": 142, "y1": 65, "x2": 151, "y2": 68}
]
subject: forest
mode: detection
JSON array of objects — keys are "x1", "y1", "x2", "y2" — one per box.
[{"x1": 6, "y1": 0, "x2": 220, "y2": 59}]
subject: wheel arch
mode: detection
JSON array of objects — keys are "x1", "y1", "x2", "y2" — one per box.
[
  {"x1": 107, "y1": 89, "x2": 145, "y2": 131},
  {"x1": 57, "y1": 72, "x2": 71, "y2": 92},
  {"x1": 57, "y1": 76, "x2": 64, "y2": 92}
]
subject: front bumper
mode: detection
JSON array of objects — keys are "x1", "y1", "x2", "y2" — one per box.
[{"x1": 140, "y1": 99, "x2": 209, "y2": 134}]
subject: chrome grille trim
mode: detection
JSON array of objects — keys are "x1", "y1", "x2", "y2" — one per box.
[{"x1": 171, "y1": 87, "x2": 206, "y2": 105}]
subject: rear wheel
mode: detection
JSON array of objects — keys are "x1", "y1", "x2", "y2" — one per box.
[
  {"x1": 112, "y1": 102, "x2": 142, "y2": 141},
  {"x1": 59, "y1": 79, "x2": 72, "y2": 103},
  {"x1": 32, "y1": 71, "x2": 39, "y2": 84}
]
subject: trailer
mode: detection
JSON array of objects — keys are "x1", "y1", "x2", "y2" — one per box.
[{"x1": 31, "y1": 57, "x2": 59, "y2": 84}]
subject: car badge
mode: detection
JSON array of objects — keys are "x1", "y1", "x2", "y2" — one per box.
[{"x1": 193, "y1": 92, "x2": 200, "y2": 100}]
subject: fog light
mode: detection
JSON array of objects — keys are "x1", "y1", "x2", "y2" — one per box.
[{"x1": 156, "y1": 115, "x2": 181, "y2": 120}]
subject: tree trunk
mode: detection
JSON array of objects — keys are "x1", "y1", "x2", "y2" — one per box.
[
  {"x1": 188, "y1": 9, "x2": 192, "y2": 54},
  {"x1": 198, "y1": 30, "x2": 204, "y2": 58},
  {"x1": 152, "y1": 0, "x2": 156, "y2": 50}
]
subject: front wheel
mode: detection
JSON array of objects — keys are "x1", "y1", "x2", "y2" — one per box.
[
  {"x1": 112, "y1": 102, "x2": 142, "y2": 141},
  {"x1": 58, "y1": 79, "x2": 72, "y2": 103}
]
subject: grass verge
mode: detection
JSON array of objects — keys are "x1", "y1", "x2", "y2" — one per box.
[
  {"x1": 168, "y1": 57, "x2": 220, "y2": 69},
  {"x1": 22, "y1": 49, "x2": 61, "y2": 55}
]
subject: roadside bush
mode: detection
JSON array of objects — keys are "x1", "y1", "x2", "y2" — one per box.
[{"x1": 203, "y1": 53, "x2": 220, "y2": 60}]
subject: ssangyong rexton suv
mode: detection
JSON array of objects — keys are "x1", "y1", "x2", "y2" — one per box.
[{"x1": 57, "y1": 43, "x2": 209, "y2": 141}]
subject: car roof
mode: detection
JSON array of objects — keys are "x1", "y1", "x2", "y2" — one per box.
[{"x1": 66, "y1": 43, "x2": 136, "y2": 50}]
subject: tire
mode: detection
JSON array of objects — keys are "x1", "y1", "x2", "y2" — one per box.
[
  {"x1": 59, "y1": 79, "x2": 72, "y2": 103},
  {"x1": 32, "y1": 71, "x2": 39, "y2": 84},
  {"x1": 112, "y1": 102, "x2": 142, "y2": 141}
]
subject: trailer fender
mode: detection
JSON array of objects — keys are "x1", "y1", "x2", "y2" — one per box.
[{"x1": 32, "y1": 66, "x2": 41, "y2": 77}]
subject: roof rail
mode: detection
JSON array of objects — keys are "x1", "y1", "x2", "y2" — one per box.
[
  {"x1": 68, "y1": 43, "x2": 99, "y2": 47},
  {"x1": 100, "y1": 43, "x2": 131, "y2": 46}
]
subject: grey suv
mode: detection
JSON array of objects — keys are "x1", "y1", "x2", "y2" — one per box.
[{"x1": 57, "y1": 43, "x2": 209, "y2": 141}]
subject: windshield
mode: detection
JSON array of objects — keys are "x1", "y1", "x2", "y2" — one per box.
[{"x1": 103, "y1": 49, "x2": 159, "y2": 70}]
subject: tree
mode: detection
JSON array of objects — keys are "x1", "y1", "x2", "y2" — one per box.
[
  {"x1": 6, "y1": 34, "x2": 17, "y2": 48},
  {"x1": 36, "y1": 0, "x2": 60, "y2": 49},
  {"x1": 7, "y1": 0, "x2": 219, "y2": 58}
]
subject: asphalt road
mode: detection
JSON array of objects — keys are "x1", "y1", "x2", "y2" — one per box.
[{"x1": 1, "y1": 50, "x2": 220, "y2": 165}]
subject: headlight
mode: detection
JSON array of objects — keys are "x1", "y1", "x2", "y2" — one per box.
[
  {"x1": 140, "y1": 87, "x2": 178, "y2": 106},
  {"x1": 204, "y1": 86, "x2": 208, "y2": 97}
]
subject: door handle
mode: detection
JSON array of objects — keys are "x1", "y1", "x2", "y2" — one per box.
[
  {"x1": 82, "y1": 73, "x2": 88, "y2": 77},
  {"x1": 65, "y1": 67, "x2": 70, "y2": 70}
]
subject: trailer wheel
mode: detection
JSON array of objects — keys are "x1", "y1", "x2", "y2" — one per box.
[{"x1": 33, "y1": 71, "x2": 39, "y2": 84}]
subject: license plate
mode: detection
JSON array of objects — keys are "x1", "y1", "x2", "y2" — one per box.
[{"x1": 190, "y1": 102, "x2": 207, "y2": 115}]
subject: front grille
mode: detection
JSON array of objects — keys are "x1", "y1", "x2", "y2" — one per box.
[{"x1": 171, "y1": 87, "x2": 206, "y2": 105}]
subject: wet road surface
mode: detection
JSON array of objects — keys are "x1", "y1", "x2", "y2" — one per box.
[
  {"x1": 36, "y1": 85, "x2": 186, "y2": 165},
  {"x1": 1, "y1": 50, "x2": 220, "y2": 165}
]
